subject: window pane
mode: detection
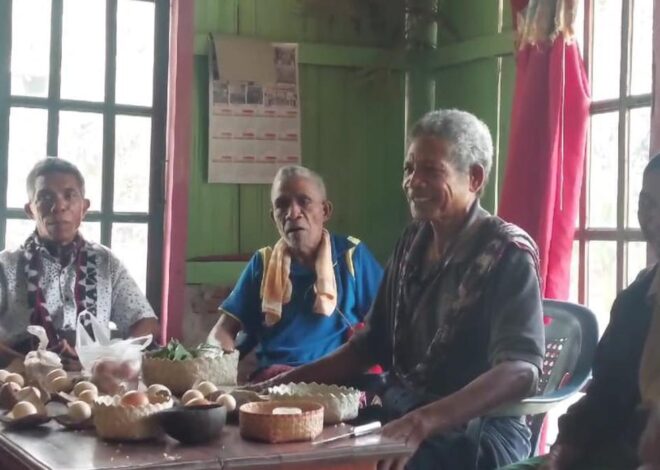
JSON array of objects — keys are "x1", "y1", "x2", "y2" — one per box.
[
  {"x1": 568, "y1": 240, "x2": 580, "y2": 303},
  {"x1": 80, "y1": 221, "x2": 101, "y2": 244},
  {"x1": 10, "y1": 0, "x2": 51, "y2": 97},
  {"x1": 628, "y1": 107, "x2": 651, "y2": 228},
  {"x1": 592, "y1": 0, "x2": 622, "y2": 100},
  {"x1": 588, "y1": 113, "x2": 618, "y2": 228},
  {"x1": 7, "y1": 108, "x2": 48, "y2": 208},
  {"x1": 627, "y1": 242, "x2": 647, "y2": 286},
  {"x1": 61, "y1": 0, "x2": 105, "y2": 101},
  {"x1": 573, "y1": 0, "x2": 585, "y2": 57},
  {"x1": 587, "y1": 241, "x2": 616, "y2": 332},
  {"x1": 114, "y1": 116, "x2": 151, "y2": 212},
  {"x1": 58, "y1": 111, "x2": 103, "y2": 210},
  {"x1": 116, "y1": 0, "x2": 154, "y2": 106},
  {"x1": 630, "y1": 0, "x2": 653, "y2": 95},
  {"x1": 4, "y1": 219, "x2": 36, "y2": 250},
  {"x1": 111, "y1": 223, "x2": 148, "y2": 293}
]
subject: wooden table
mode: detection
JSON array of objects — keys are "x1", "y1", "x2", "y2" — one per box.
[{"x1": 0, "y1": 422, "x2": 410, "y2": 470}]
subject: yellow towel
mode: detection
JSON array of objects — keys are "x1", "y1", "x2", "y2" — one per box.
[
  {"x1": 261, "y1": 230, "x2": 337, "y2": 326},
  {"x1": 640, "y1": 268, "x2": 660, "y2": 406}
]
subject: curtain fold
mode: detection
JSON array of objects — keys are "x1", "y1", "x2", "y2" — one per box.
[{"x1": 499, "y1": 0, "x2": 590, "y2": 300}]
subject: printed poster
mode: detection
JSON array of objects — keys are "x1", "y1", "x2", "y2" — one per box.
[{"x1": 208, "y1": 35, "x2": 301, "y2": 184}]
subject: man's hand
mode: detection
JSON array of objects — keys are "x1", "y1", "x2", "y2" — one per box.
[
  {"x1": 49, "y1": 339, "x2": 81, "y2": 371},
  {"x1": 539, "y1": 443, "x2": 583, "y2": 470},
  {"x1": 377, "y1": 410, "x2": 431, "y2": 470}
]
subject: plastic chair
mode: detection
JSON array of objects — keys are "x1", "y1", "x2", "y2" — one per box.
[{"x1": 487, "y1": 299, "x2": 600, "y2": 455}]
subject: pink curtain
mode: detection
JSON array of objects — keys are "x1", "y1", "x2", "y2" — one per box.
[{"x1": 499, "y1": 0, "x2": 590, "y2": 300}]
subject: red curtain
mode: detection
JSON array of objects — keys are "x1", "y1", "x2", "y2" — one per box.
[{"x1": 498, "y1": 1, "x2": 590, "y2": 300}]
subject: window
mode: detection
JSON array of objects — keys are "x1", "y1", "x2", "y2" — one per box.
[
  {"x1": 0, "y1": 0, "x2": 169, "y2": 312},
  {"x1": 570, "y1": 0, "x2": 653, "y2": 329}
]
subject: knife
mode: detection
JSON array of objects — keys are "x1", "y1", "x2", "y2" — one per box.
[{"x1": 311, "y1": 421, "x2": 382, "y2": 445}]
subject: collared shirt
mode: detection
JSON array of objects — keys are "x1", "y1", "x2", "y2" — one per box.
[
  {"x1": 0, "y1": 242, "x2": 156, "y2": 347},
  {"x1": 220, "y1": 233, "x2": 383, "y2": 368},
  {"x1": 350, "y1": 203, "x2": 545, "y2": 397}
]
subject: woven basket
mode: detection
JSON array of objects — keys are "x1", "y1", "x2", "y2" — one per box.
[
  {"x1": 93, "y1": 394, "x2": 173, "y2": 441},
  {"x1": 267, "y1": 382, "x2": 360, "y2": 424},
  {"x1": 239, "y1": 400, "x2": 324, "y2": 443},
  {"x1": 142, "y1": 351, "x2": 239, "y2": 395}
]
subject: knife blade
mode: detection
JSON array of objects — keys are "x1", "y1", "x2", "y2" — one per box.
[{"x1": 311, "y1": 421, "x2": 382, "y2": 445}]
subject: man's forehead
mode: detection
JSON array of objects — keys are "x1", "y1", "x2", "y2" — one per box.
[
  {"x1": 274, "y1": 177, "x2": 322, "y2": 198},
  {"x1": 34, "y1": 172, "x2": 81, "y2": 191}
]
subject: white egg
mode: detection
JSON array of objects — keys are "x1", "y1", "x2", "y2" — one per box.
[
  {"x1": 68, "y1": 401, "x2": 92, "y2": 422},
  {"x1": 5, "y1": 373, "x2": 24, "y2": 387},
  {"x1": 216, "y1": 393, "x2": 237, "y2": 412},
  {"x1": 46, "y1": 369, "x2": 67, "y2": 382},
  {"x1": 17, "y1": 386, "x2": 42, "y2": 405},
  {"x1": 48, "y1": 376, "x2": 73, "y2": 393},
  {"x1": 195, "y1": 381, "x2": 218, "y2": 397},
  {"x1": 146, "y1": 384, "x2": 171, "y2": 397},
  {"x1": 11, "y1": 401, "x2": 38, "y2": 419},
  {"x1": 73, "y1": 381, "x2": 98, "y2": 397},
  {"x1": 0, "y1": 369, "x2": 10, "y2": 383},
  {"x1": 181, "y1": 389, "x2": 204, "y2": 405},
  {"x1": 77, "y1": 389, "x2": 98, "y2": 405}
]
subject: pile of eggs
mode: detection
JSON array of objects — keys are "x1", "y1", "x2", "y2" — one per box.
[
  {"x1": 45, "y1": 368, "x2": 73, "y2": 393},
  {"x1": 180, "y1": 381, "x2": 236, "y2": 412}
]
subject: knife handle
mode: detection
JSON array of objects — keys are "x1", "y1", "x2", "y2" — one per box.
[{"x1": 353, "y1": 421, "x2": 382, "y2": 437}]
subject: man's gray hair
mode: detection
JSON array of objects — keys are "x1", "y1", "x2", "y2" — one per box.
[
  {"x1": 26, "y1": 157, "x2": 86, "y2": 200},
  {"x1": 271, "y1": 165, "x2": 327, "y2": 202},
  {"x1": 408, "y1": 109, "x2": 493, "y2": 182}
]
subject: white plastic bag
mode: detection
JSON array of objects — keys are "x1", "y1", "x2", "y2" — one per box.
[
  {"x1": 24, "y1": 325, "x2": 62, "y2": 385},
  {"x1": 75, "y1": 311, "x2": 152, "y2": 394}
]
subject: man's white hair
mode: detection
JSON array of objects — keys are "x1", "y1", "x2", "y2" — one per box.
[
  {"x1": 271, "y1": 165, "x2": 327, "y2": 202},
  {"x1": 408, "y1": 109, "x2": 494, "y2": 184}
]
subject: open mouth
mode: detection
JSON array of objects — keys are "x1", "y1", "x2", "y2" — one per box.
[{"x1": 286, "y1": 227, "x2": 305, "y2": 234}]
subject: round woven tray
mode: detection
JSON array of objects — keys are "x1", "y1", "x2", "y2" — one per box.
[
  {"x1": 141, "y1": 351, "x2": 239, "y2": 395},
  {"x1": 93, "y1": 394, "x2": 173, "y2": 441},
  {"x1": 267, "y1": 382, "x2": 360, "y2": 424},
  {"x1": 239, "y1": 400, "x2": 324, "y2": 444}
]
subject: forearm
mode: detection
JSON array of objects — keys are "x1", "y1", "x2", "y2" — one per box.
[
  {"x1": 261, "y1": 342, "x2": 374, "y2": 387},
  {"x1": 209, "y1": 323, "x2": 237, "y2": 351},
  {"x1": 412, "y1": 361, "x2": 537, "y2": 436},
  {"x1": 129, "y1": 317, "x2": 160, "y2": 342},
  {"x1": 0, "y1": 340, "x2": 24, "y2": 367}
]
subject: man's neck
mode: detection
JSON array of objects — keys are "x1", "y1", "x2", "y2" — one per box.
[{"x1": 37, "y1": 234, "x2": 78, "y2": 264}]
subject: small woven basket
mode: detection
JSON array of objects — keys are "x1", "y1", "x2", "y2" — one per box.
[
  {"x1": 93, "y1": 394, "x2": 173, "y2": 441},
  {"x1": 239, "y1": 400, "x2": 324, "y2": 443}
]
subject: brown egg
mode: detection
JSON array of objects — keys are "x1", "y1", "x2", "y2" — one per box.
[
  {"x1": 181, "y1": 389, "x2": 204, "y2": 405},
  {"x1": 77, "y1": 389, "x2": 98, "y2": 405},
  {"x1": 184, "y1": 397, "x2": 210, "y2": 407},
  {"x1": 92, "y1": 360, "x2": 117, "y2": 377},
  {"x1": 120, "y1": 391, "x2": 150, "y2": 407},
  {"x1": 5, "y1": 373, "x2": 24, "y2": 387},
  {"x1": 11, "y1": 401, "x2": 38, "y2": 419}
]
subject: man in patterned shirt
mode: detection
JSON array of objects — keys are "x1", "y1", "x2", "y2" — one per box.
[{"x1": 0, "y1": 158, "x2": 159, "y2": 369}]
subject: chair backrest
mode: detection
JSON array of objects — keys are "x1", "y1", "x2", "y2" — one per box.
[{"x1": 528, "y1": 299, "x2": 600, "y2": 454}]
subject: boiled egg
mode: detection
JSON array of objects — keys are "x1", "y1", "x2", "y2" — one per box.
[
  {"x1": 181, "y1": 389, "x2": 204, "y2": 405},
  {"x1": 120, "y1": 391, "x2": 150, "y2": 407},
  {"x1": 73, "y1": 381, "x2": 97, "y2": 397},
  {"x1": 5, "y1": 373, "x2": 24, "y2": 387},
  {"x1": 48, "y1": 376, "x2": 72, "y2": 393},
  {"x1": 184, "y1": 397, "x2": 210, "y2": 407},
  {"x1": 195, "y1": 381, "x2": 217, "y2": 397},
  {"x1": 11, "y1": 401, "x2": 38, "y2": 419},
  {"x1": 68, "y1": 401, "x2": 92, "y2": 422},
  {"x1": 216, "y1": 393, "x2": 236, "y2": 412},
  {"x1": 46, "y1": 369, "x2": 67, "y2": 382},
  {"x1": 77, "y1": 389, "x2": 98, "y2": 405}
]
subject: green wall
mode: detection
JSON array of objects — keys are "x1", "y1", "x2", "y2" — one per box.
[
  {"x1": 434, "y1": 0, "x2": 515, "y2": 213},
  {"x1": 188, "y1": 0, "x2": 408, "y2": 266}
]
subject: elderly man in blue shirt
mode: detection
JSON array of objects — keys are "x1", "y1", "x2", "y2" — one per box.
[{"x1": 209, "y1": 165, "x2": 383, "y2": 382}]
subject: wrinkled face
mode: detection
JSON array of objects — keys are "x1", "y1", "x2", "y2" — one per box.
[
  {"x1": 25, "y1": 172, "x2": 90, "y2": 245},
  {"x1": 402, "y1": 135, "x2": 482, "y2": 224},
  {"x1": 271, "y1": 176, "x2": 332, "y2": 256},
  {"x1": 639, "y1": 170, "x2": 660, "y2": 254}
]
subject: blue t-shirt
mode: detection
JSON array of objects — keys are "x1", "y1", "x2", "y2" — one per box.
[{"x1": 220, "y1": 234, "x2": 383, "y2": 369}]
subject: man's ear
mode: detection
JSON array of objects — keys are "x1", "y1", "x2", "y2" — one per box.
[
  {"x1": 469, "y1": 164, "x2": 486, "y2": 194},
  {"x1": 82, "y1": 198, "x2": 91, "y2": 217},
  {"x1": 24, "y1": 202, "x2": 35, "y2": 220},
  {"x1": 323, "y1": 200, "x2": 333, "y2": 222}
]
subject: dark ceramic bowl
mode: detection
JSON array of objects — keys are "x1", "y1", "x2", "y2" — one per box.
[{"x1": 156, "y1": 403, "x2": 226, "y2": 445}]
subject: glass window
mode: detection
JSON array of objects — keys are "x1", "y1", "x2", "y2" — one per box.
[{"x1": 10, "y1": 0, "x2": 51, "y2": 97}]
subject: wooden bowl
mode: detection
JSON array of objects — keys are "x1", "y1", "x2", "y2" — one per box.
[
  {"x1": 239, "y1": 400, "x2": 324, "y2": 444},
  {"x1": 156, "y1": 403, "x2": 227, "y2": 444}
]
